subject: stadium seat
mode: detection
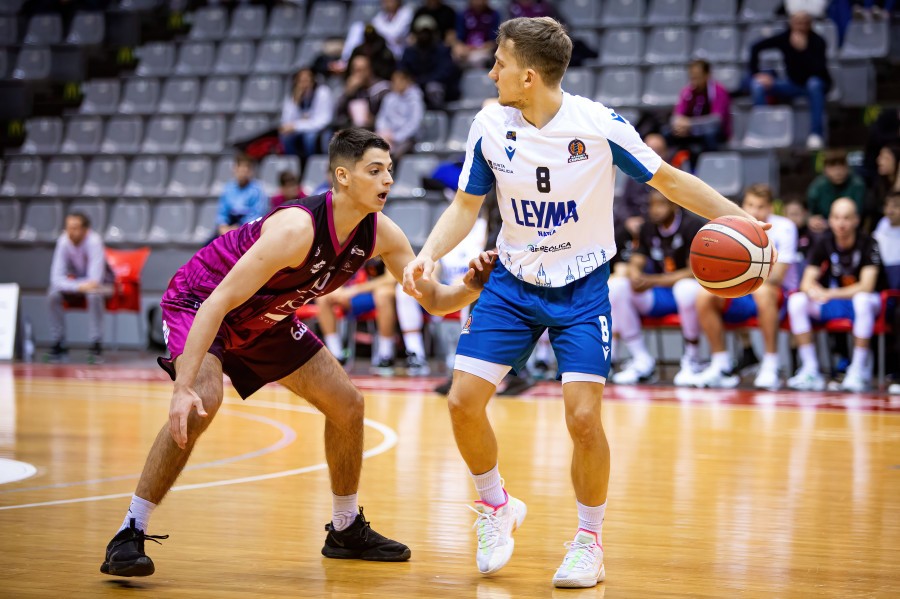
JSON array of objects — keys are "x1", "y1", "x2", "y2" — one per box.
[
  {"x1": 383, "y1": 200, "x2": 430, "y2": 248},
  {"x1": 1, "y1": 156, "x2": 43, "y2": 196},
  {"x1": 148, "y1": 198, "x2": 196, "y2": 244},
  {"x1": 118, "y1": 0, "x2": 162, "y2": 10},
  {"x1": 227, "y1": 5, "x2": 266, "y2": 39},
  {"x1": 101, "y1": 116, "x2": 143, "y2": 154},
  {"x1": 174, "y1": 41, "x2": 215, "y2": 76},
  {"x1": 454, "y1": 69, "x2": 496, "y2": 109},
  {"x1": 209, "y1": 156, "x2": 234, "y2": 196},
  {"x1": 695, "y1": 152, "x2": 743, "y2": 197},
  {"x1": 266, "y1": 3, "x2": 306, "y2": 38},
  {"x1": 741, "y1": 22, "x2": 783, "y2": 61},
  {"x1": 80, "y1": 79, "x2": 120, "y2": 114},
  {"x1": 595, "y1": 68, "x2": 641, "y2": 107},
  {"x1": 213, "y1": 40, "x2": 255, "y2": 75},
  {"x1": 692, "y1": 0, "x2": 737, "y2": 23},
  {"x1": 743, "y1": 106, "x2": 794, "y2": 149},
  {"x1": 82, "y1": 157, "x2": 126, "y2": 196},
  {"x1": 712, "y1": 64, "x2": 742, "y2": 93},
  {"x1": 602, "y1": 0, "x2": 645, "y2": 26},
  {"x1": 18, "y1": 198, "x2": 64, "y2": 242},
  {"x1": 739, "y1": 0, "x2": 781, "y2": 21},
  {"x1": 304, "y1": 2, "x2": 348, "y2": 38},
  {"x1": 239, "y1": 75, "x2": 283, "y2": 113},
  {"x1": 642, "y1": 67, "x2": 687, "y2": 106},
  {"x1": 439, "y1": 110, "x2": 479, "y2": 153},
  {"x1": 166, "y1": 156, "x2": 212, "y2": 197},
  {"x1": 0, "y1": 199, "x2": 22, "y2": 241},
  {"x1": 106, "y1": 199, "x2": 150, "y2": 243},
  {"x1": 23, "y1": 13, "x2": 62, "y2": 45},
  {"x1": 188, "y1": 5, "x2": 228, "y2": 41},
  {"x1": 557, "y1": 0, "x2": 602, "y2": 27},
  {"x1": 193, "y1": 198, "x2": 219, "y2": 242},
  {"x1": 0, "y1": 15, "x2": 17, "y2": 44},
  {"x1": 0, "y1": 0, "x2": 25, "y2": 14},
  {"x1": 840, "y1": 21, "x2": 889, "y2": 59},
  {"x1": 124, "y1": 156, "x2": 168, "y2": 196},
  {"x1": 347, "y1": 1, "x2": 380, "y2": 26},
  {"x1": 68, "y1": 198, "x2": 108, "y2": 232},
  {"x1": 693, "y1": 26, "x2": 738, "y2": 62},
  {"x1": 41, "y1": 157, "x2": 85, "y2": 196},
  {"x1": 66, "y1": 11, "x2": 105, "y2": 45},
  {"x1": 199, "y1": 76, "x2": 240, "y2": 113},
  {"x1": 158, "y1": 77, "x2": 200, "y2": 114},
  {"x1": 645, "y1": 27, "x2": 691, "y2": 64},
  {"x1": 135, "y1": 42, "x2": 175, "y2": 77},
  {"x1": 228, "y1": 113, "x2": 272, "y2": 143},
  {"x1": 119, "y1": 77, "x2": 160, "y2": 114},
  {"x1": 0, "y1": 48, "x2": 8, "y2": 78},
  {"x1": 414, "y1": 110, "x2": 448, "y2": 153},
  {"x1": 562, "y1": 67, "x2": 595, "y2": 98},
  {"x1": 254, "y1": 39, "x2": 295, "y2": 74},
  {"x1": 60, "y1": 116, "x2": 103, "y2": 154},
  {"x1": 259, "y1": 155, "x2": 301, "y2": 196},
  {"x1": 812, "y1": 19, "x2": 838, "y2": 59},
  {"x1": 12, "y1": 46, "x2": 51, "y2": 80},
  {"x1": 295, "y1": 38, "x2": 325, "y2": 68},
  {"x1": 141, "y1": 116, "x2": 184, "y2": 154},
  {"x1": 600, "y1": 29, "x2": 644, "y2": 66},
  {"x1": 20, "y1": 117, "x2": 63, "y2": 154},
  {"x1": 391, "y1": 155, "x2": 439, "y2": 198},
  {"x1": 300, "y1": 154, "x2": 329, "y2": 196},
  {"x1": 647, "y1": 0, "x2": 690, "y2": 25},
  {"x1": 182, "y1": 115, "x2": 225, "y2": 154}
]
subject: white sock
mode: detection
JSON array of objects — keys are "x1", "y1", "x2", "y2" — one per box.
[
  {"x1": 119, "y1": 494, "x2": 156, "y2": 534},
  {"x1": 798, "y1": 344, "x2": 818, "y2": 373},
  {"x1": 332, "y1": 492, "x2": 358, "y2": 531},
  {"x1": 850, "y1": 346, "x2": 870, "y2": 375},
  {"x1": 625, "y1": 336, "x2": 652, "y2": 365},
  {"x1": 402, "y1": 331, "x2": 425, "y2": 359},
  {"x1": 576, "y1": 500, "x2": 606, "y2": 542},
  {"x1": 378, "y1": 336, "x2": 395, "y2": 361},
  {"x1": 761, "y1": 353, "x2": 779, "y2": 373},
  {"x1": 684, "y1": 341, "x2": 700, "y2": 362},
  {"x1": 711, "y1": 351, "x2": 731, "y2": 373},
  {"x1": 325, "y1": 333, "x2": 343, "y2": 357},
  {"x1": 470, "y1": 463, "x2": 506, "y2": 508},
  {"x1": 535, "y1": 335, "x2": 552, "y2": 362}
]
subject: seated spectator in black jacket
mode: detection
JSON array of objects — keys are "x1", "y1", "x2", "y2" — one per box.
[
  {"x1": 347, "y1": 25, "x2": 397, "y2": 83},
  {"x1": 401, "y1": 15, "x2": 460, "y2": 107},
  {"x1": 411, "y1": 0, "x2": 458, "y2": 45},
  {"x1": 333, "y1": 55, "x2": 391, "y2": 131}
]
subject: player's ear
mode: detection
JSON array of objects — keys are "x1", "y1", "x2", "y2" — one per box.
[
  {"x1": 334, "y1": 165, "x2": 349, "y2": 186},
  {"x1": 522, "y1": 68, "x2": 536, "y2": 88}
]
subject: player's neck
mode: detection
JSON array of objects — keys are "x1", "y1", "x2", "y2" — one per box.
[
  {"x1": 330, "y1": 188, "x2": 369, "y2": 246},
  {"x1": 519, "y1": 87, "x2": 563, "y2": 130}
]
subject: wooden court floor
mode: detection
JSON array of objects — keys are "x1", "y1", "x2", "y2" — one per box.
[{"x1": 1, "y1": 363, "x2": 899, "y2": 598}]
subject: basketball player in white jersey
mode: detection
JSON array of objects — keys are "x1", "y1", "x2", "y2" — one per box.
[{"x1": 402, "y1": 17, "x2": 770, "y2": 588}]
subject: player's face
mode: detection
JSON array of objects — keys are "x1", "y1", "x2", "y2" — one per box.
[
  {"x1": 347, "y1": 148, "x2": 393, "y2": 211},
  {"x1": 489, "y1": 41, "x2": 524, "y2": 108},
  {"x1": 741, "y1": 193, "x2": 772, "y2": 223}
]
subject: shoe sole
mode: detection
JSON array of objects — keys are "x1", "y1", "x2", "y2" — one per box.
[
  {"x1": 553, "y1": 564, "x2": 605, "y2": 588},
  {"x1": 100, "y1": 557, "x2": 154, "y2": 577},
  {"x1": 321, "y1": 546, "x2": 411, "y2": 562},
  {"x1": 478, "y1": 499, "x2": 527, "y2": 575}
]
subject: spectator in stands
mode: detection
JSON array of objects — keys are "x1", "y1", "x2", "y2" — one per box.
[
  {"x1": 615, "y1": 133, "x2": 669, "y2": 239},
  {"x1": 47, "y1": 212, "x2": 113, "y2": 362},
  {"x1": 783, "y1": 195, "x2": 817, "y2": 292},
  {"x1": 279, "y1": 68, "x2": 335, "y2": 158},
  {"x1": 690, "y1": 185, "x2": 799, "y2": 390},
  {"x1": 345, "y1": 0, "x2": 415, "y2": 61},
  {"x1": 609, "y1": 191, "x2": 706, "y2": 385},
  {"x1": 375, "y1": 69, "x2": 425, "y2": 159},
  {"x1": 347, "y1": 24, "x2": 398, "y2": 82},
  {"x1": 453, "y1": 0, "x2": 501, "y2": 67},
  {"x1": 509, "y1": 0, "x2": 557, "y2": 19},
  {"x1": 270, "y1": 171, "x2": 306, "y2": 209},
  {"x1": 316, "y1": 258, "x2": 399, "y2": 374},
  {"x1": 216, "y1": 154, "x2": 269, "y2": 237},
  {"x1": 664, "y1": 60, "x2": 732, "y2": 164},
  {"x1": 749, "y1": 11, "x2": 831, "y2": 150},
  {"x1": 787, "y1": 198, "x2": 884, "y2": 391},
  {"x1": 401, "y1": 14, "x2": 460, "y2": 108},
  {"x1": 872, "y1": 145, "x2": 900, "y2": 212},
  {"x1": 311, "y1": 37, "x2": 349, "y2": 78},
  {"x1": 861, "y1": 108, "x2": 900, "y2": 185},
  {"x1": 411, "y1": 0, "x2": 458, "y2": 44},
  {"x1": 806, "y1": 149, "x2": 867, "y2": 233},
  {"x1": 334, "y1": 55, "x2": 392, "y2": 131}
]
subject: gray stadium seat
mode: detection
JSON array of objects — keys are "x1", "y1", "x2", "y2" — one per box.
[
  {"x1": 0, "y1": 48, "x2": 7, "y2": 78},
  {"x1": 182, "y1": 115, "x2": 225, "y2": 154},
  {"x1": 193, "y1": 198, "x2": 219, "y2": 242},
  {"x1": 693, "y1": 26, "x2": 738, "y2": 62},
  {"x1": 0, "y1": 199, "x2": 21, "y2": 241},
  {"x1": 166, "y1": 156, "x2": 212, "y2": 197},
  {"x1": 135, "y1": 42, "x2": 175, "y2": 77},
  {"x1": 382, "y1": 200, "x2": 430, "y2": 247},
  {"x1": 254, "y1": 39, "x2": 295, "y2": 74},
  {"x1": 743, "y1": 106, "x2": 794, "y2": 148},
  {"x1": 101, "y1": 116, "x2": 143, "y2": 154},
  {"x1": 175, "y1": 41, "x2": 215, "y2": 76},
  {"x1": 141, "y1": 116, "x2": 185, "y2": 154},
  {"x1": 304, "y1": 2, "x2": 347, "y2": 38},
  {"x1": 188, "y1": 5, "x2": 228, "y2": 41},
  {"x1": 645, "y1": 27, "x2": 691, "y2": 65},
  {"x1": 455, "y1": 69, "x2": 496, "y2": 109},
  {"x1": 562, "y1": 67, "x2": 595, "y2": 98},
  {"x1": 158, "y1": 77, "x2": 201, "y2": 114},
  {"x1": 695, "y1": 152, "x2": 743, "y2": 197},
  {"x1": 209, "y1": 156, "x2": 235, "y2": 196},
  {"x1": 693, "y1": 0, "x2": 737, "y2": 23},
  {"x1": 21, "y1": 117, "x2": 63, "y2": 154},
  {"x1": 119, "y1": 77, "x2": 160, "y2": 114},
  {"x1": 267, "y1": 3, "x2": 306, "y2": 38},
  {"x1": 118, "y1": 0, "x2": 162, "y2": 10},
  {"x1": 557, "y1": 0, "x2": 602, "y2": 27},
  {"x1": 0, "y1": 15, "x2": 17, "y2": 44},
  {"x1": 300, "y1": 154, "x2": 329, "y2": 196},
  {"x1": 12, "y1": 46, "x2": 51, "y2": 80},
  {"x1": 712, "y1": 64, "x2": 742, "y2": 93},
  {"x1": 1, "y1": 156, "x2": 43, "y2": 196},
  {"x1": 124, "y1": 156, "x2": 168, "y2": 196},
  {"x1": 213, "y1": 40, "x2": 255, "y2": 75},
  {"x1": 18, "y1": 199, "x2": 64, "y2": 242},
  {"x1": 347, "y1": 2, "x2": 380, "y2": 26},
  {"x1": 740, "y1": 0, "x2": 781, "y2": 21},
  {"x1": 392, "y1": 155, "x2": 439, "y2": 198},
  {"x1": 439, "y1": 110, "x2": 478, "y2": 153},
  {"x1": 148, "y1": 198, "x2": 196, "y2": 243},
  {"x1": 239, "y1": 76, "x2": 283, "y2": 113},
  {"x1": 595, "y1": 68, "x2": 641, "y2": 107},
  {"x1": 60, "y1": 116, "x2": 103, "y2": 154},
  {"x1": 228, "y1": 113, "x2": 272, "y2": 143},
  {"x1": 80, "y1": 79, "x2": 120, "y2": 114},
  {"x1": 199, "y1": 76, "x2": 240, "y2": 113},
  {"x1": 647, "y1": 0, "x2": 689, "y2": 25},
  {"x1": 66, "y1": 11, "x2": 105, "y2": 45},
  {"x1": 105, "y1": 199, "x2": 150, "y2": 243},
  {"x1": 295, "y1": 38, "x2": 325, "y2": 69},
  {"x1": 24, "y1": 14, "x2": 62, "y2": 45},
  {"x1": 0, "y1": 0, "x2": 25, "y2": 14},
  {"x1": 227, "y1": 5, "x2": 266, "y2": 39},
  {"x1": 259, "y1": 155, "x2": 301, "y2": 196},
  {"x1": 41, "y1": 156, "x2": 85, "y2": 196},
  {"x1": 840, "y1": 21, "x2": 889, "y2": 59},
  {"x1": 414, "y1": 110, "x2": 448, "y2": 153},
  {"x1": 82, "y1": 157, "x2": 126, "y2": 196},
  {"x1": 642, "y1": 67, "x2": 687, "y2": 106},
  {"x1": 68, "y1": 199, "x2": 108, "y2": 233},
  {"x1": 615, "y1": 108, "x2": 640, "y2": 126},
  {"x1": 600, "y1": 29, "x2": 644, "y2": 66},
  {"x1": 812, "y1": 19, "x2": 838, "y2": 59},
  {"x1": 602, "y1": 0, "x2": 645, "y2": 26}
]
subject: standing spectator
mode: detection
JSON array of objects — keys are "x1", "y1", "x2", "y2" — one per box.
[
  {"x1": 665, "y1": 60, "x2": 732, "y2": 164},
  {"x1": 615, "y1": 133, "x2": 669, "y2": 239},
  {"x1": 279, "y1": 68, "x2": 335, "y2": 158},
  {"x1": 411, "y1": 0, "x2": 458, "y2": 45},
  {"x1": 375, "y1": 69, "x2": 425, "y2": 158},
  {"x1": 334, "y1": 55, "x2": 391, "y2": 131},
  {"x1": 749, "y1": 11, "x2": 831, "y2": 149},
  {"x1": 806, "y1": 149, "x2": 867, "y2": 233},
  {"x1": 344, "y1": 0, "x2": 415, "y2": 61},
  {"x1": 216, "y1": 155, "x2": 269, "y2": 237},
  {"x1": 46, "y1": 212, "x2": 113, "y2": 362},
  {"x1": 401, "y1": 14, "x2": 460, "y2": 107},
  {"x1": 453, "y1": 0, "x2": 500, "y2": 67},
  {"x1": 270, "y1": 171, "x2": 306, "y2": 209},
  {"x1": 347, "y1": 25, "x2": 397, "y2": 82}
]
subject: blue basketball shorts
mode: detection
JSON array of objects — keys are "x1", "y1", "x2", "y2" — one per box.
[
  {"x1": 723, "y1": 295, "x2": 758, "y2": 323},
  {"x1": 647, "y1": 287, "x2": 678, "y2": 317},
  {"x1": 817, "y1": 298, "x2": 854, "y2": 322},
  {"x1": 456, "y1": 261, "x2": 613, "y2": 380},
  {"x1": 349, "y1": 293, "x2": 376, "y2": 318}
]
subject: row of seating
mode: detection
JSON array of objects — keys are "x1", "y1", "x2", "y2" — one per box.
[{"x1": 0, "y1": 11, "x2": 105, "y2": 47}]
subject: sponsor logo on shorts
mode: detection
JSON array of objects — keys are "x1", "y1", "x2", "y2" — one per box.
[
  {"x1": 162, "y1": 319, "x2": 170, "y2": 346},
  {"x1": 526, "y1": 241, "x2": 572, "y2": 253},
  {"x1": 461, "y1": 315, "x2": 473, "y2": 334},
  {"x1": 291, "y1": 322, "x2": 309, "y2": 341},
  {"x1": 602, "y1": 346, "x2": 610, "y2": 359}
]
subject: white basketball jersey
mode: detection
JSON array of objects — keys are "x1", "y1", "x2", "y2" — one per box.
[
  {"x1": 767, "y1": 213, "x2": 798, "y2": 264},
  {"x1": 458, "y1": 92, "x2": 662, "y2": 287}
]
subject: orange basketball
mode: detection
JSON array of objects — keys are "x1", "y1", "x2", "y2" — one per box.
[{"x1": 689, "y1": 216, "x2": 774, "y2": 298}]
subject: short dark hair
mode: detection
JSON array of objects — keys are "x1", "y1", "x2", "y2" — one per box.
[
  {"x1": 278, "y1": 170, "x2": 299, "y2": 186},
  {"x1": 823, "y1": 149, "x2": 848, "y2": 166},
  {"x1": 497, "y1": 17, "x2": 572, "y2": 87},
  {"x1": 744, "y1": 183, "x2": 774, "y2": 204},
  {"x1": 886, "y1": 191, "x2": 900, "y2": 205},
  {"x1": 689, "y1": 59, "x2": 711, "y2": 74},
  {"x1": 328, "y1": 128, "x2": 391, "y2": 173},
  {"x1": 234, "y1": 153, "x2": 254, "y2": 168},
  {"x1": 782, "y1": 194, "x2": 807, "y2": 210},
  {"x1": 67, "y1": 212, "x2": 90, "y2": 229}
]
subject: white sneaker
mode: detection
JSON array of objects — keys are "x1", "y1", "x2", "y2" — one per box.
[
  {"x1": 611, "y1": 357, "x2": 656, "y2": 384},
  {"x1": 470, "y1": 492, "x2": 527, "y2": 574},
  {"x1": 840, "y1": 369, "x2": 869, "y2": 392},
  {"x1": 806, "y1": 134, "x2": 824, "y2": 150},
  {"x1": 673, "y1": 356, "x2": 703, "y2": 387},
  {"x1": 753, "y1": 365, "x2": 781, "y2": 390},
  {"x1": 787, "y1": 369, "x2": 826, "y2": 391},
  {"x1": 693, "y1": 364, "x2": 740, "y2": 389},
  {"x1": 552, "y1": 529, "x2": 605, "y2": 588},
  {"x1": 888, "y1": 383, "x2": 900, "y2": 395}
]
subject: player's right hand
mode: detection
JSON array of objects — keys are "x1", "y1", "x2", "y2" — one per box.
[
  {"x1": 402, "y1": 255, "x2": 435, "y2": 299},
  {"x1": 169, "y1": 384, "x2": 208, "y2": 450}
]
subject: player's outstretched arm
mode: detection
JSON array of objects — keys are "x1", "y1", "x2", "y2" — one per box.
[
  {"x1": 402, "y1": 189, "x2": 485, "y2": 298},
  {"x1": 377, "y1": 214, "x2": 486, "y2": 315}
]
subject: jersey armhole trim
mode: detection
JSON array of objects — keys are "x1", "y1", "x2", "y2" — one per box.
[
  {"x1": 463, "y1": 137, "x2": 496, "y2": 196},
  {"x1": 608, "y1": 140, "x2": 653, "y2": 183}
]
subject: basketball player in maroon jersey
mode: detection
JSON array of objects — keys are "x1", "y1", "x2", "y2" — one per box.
[{"x1": 101, "y1": 128, "x2": 495, "y2": 577}]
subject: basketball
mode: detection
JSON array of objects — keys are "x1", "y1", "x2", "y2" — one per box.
[{"x1": 689, "y1": 216, "x2": 774, "y2": 298}]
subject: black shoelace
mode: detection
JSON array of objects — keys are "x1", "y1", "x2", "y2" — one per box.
[{"x1": 112, "y1": 529, "x2": 169, "y2": 551}]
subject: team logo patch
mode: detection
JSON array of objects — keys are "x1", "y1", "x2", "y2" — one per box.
[
  {"x1": 505, "y1": 131, "x2": 516, "y2": 161},
  {"x1": 461, "y1": 315, "x2": 473, "y2": 334},
  {"x1": 567, "y1": 139, "x2": 588, "y2": 163},
  {"x1": 506, "y1": 131, "x2": 516, "y2": 141}
]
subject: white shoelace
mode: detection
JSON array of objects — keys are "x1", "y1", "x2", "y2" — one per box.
[
  {"x1": 469, "y1": 505, "x2": 502, "y2": 550},
  {"x1": 561, "y1": 540, "x2": 599, "y2": 571}
]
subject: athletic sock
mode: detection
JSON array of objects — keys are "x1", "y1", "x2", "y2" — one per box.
[
  {"x1": 470, "y1": 463, "x2": 506, "y2": 508},
  {"x1": 850, "y1": 346, "x2": 870, "y2": 374},
  {"x1": 576, "y1": 500, "x2": 606, "y2": 543},
  {"x1": 761, "y1": 353, "x2": 779, "y2": 373},
  {"x1": 711, "y1": 351, "x2": 731, "y2": 373},
  {"x1": 119, "y1": 495, "x2": 156, "y2": 534},
  {"x1": 331, "y1": 492, "x2": 358, "y2": 531},
  {"x1": 402, "y1": 331, "x2": 426, "y2": 359},
  {"x1": 377, "y1": 336, "x2": 395, "y2": 361},
  {"x1": 324, "y1": 333, "x2": 343, "y2": 358},
  {"x1": 684, "y1": 340, "x2": 700, "y2": 362},
  {"x1": 798, "y1": 344, "x2": 818, "y2": 373},
  {"x1": 625, "y1": 336, "x2": 652, "y2": 365}
]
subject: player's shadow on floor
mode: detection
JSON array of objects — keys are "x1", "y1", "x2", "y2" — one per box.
[{"x1": 102, "y1": 579, "x2": 160, "y2": 591}]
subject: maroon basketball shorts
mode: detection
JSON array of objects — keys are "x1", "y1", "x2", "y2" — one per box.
[{"x1": 157, "y1": 303, "x2": 325, "y2": 399}]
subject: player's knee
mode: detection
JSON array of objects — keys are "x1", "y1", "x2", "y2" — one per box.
[
  {"x1": 673, "y1": 279, "x2": 699, "y2": 308},
  {"x1": 607, "y1": 276, "x2": 630, "y2": 303},
  {"x1": 787, "y1": 292, "x2": 809, "y2": 314},
  {"x1": 447, "y1": 391, "x2": 483, "y2": 423},
  {"x1": 565, "y1": 406, "x2": 604, "y2": 448}
]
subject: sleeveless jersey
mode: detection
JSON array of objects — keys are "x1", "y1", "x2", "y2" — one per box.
[
  {"x1": 161, "y1": 191, "x2": 377, "y2": 346},
  {"x1": 458, "y1": 92, "x2": 662, "y2": 287}
]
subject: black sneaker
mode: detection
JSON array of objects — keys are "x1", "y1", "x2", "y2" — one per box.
[
  {"x1": 404, "y1": 352, "x2": 431, "y2": 376},
  {"x1": 322, "y1": 507, "x2": 411, "y2": 562},
  {"x1": 735, "y1": 346, "x2": 759, "y2": 375},
  {"x1": 45, "y1": 342, "x2": 68, "y2": 363},
  {"x1": 88, "y1": 341, "x2": 104, "y2": 365},
  {"x1": 100, "y1": 519, "x2": 168, "y2": 577},
  {"x1": 498, "y1": 373, "x2": 536, "y2": 396},
  {"x1": 372, "y1": 357, "x2": 394, "y2": 376},
  {"x1": 434, "y1": 377, "x2": 453, "y2": 395}
]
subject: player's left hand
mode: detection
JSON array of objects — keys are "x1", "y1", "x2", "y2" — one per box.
[
  {"x1": 402, "y1": 255, "x2": 436, "y2": 298},
  {"x1": 463, "y1": 250, "x2": 497, "y2": 290}
]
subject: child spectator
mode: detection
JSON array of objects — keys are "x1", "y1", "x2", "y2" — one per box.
[
  {"x1": 375, "y1": 69, "x2": 425, "y2": 158},
  {"x1": 216, "y1": 154, "x2": 269, "y2": 237},
  {"x1": 270, "y1": 171, "x2": 306, "y2": 209}
]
